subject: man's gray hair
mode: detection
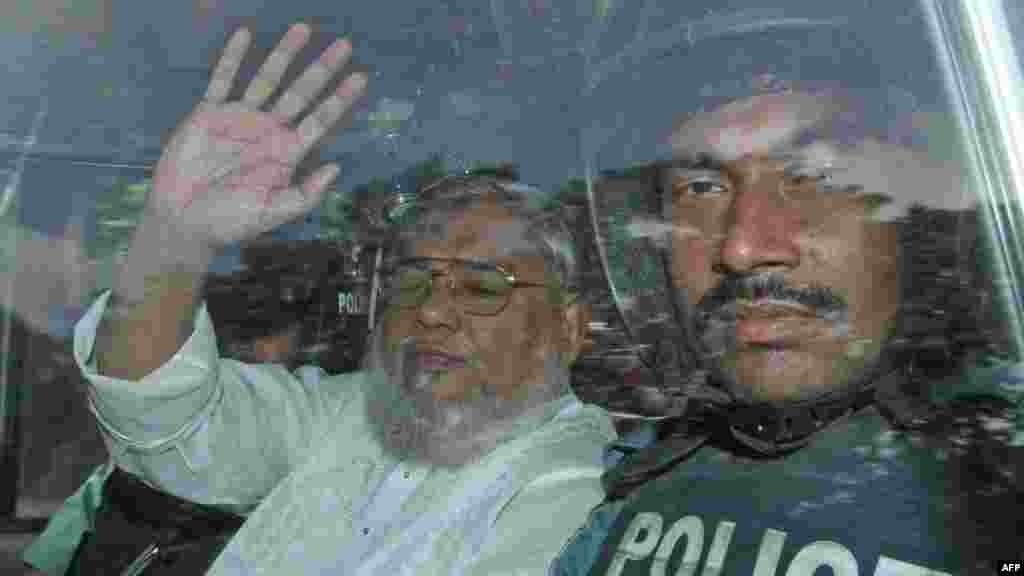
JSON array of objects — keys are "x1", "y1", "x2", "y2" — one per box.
[{"x1": 385, "y1": 174, "x2": 580, "y2": 295}]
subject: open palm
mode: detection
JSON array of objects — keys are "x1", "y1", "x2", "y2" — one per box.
[{"x1": 148, "y1": 23, "x2": 366, "y2": 248}]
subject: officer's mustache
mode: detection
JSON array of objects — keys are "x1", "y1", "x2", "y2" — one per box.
[{"x1": 694, "y1": 273, "x2": 848, "y2": 331}]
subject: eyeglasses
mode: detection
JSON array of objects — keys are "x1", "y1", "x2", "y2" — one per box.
[{"x1": 379, "y1": 257, "x2": 550, "y2": 316}]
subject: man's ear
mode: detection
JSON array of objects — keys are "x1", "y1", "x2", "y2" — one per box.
[{"x1": 561, "y1": 293, "x2": 591, "y2": 367}]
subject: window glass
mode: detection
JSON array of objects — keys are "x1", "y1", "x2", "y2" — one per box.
[
  {"x1": 2, "y1": 159, "x2": 122, "y2": 517},
  {"x1": 0, "y1": 3, "x2": 1020, "y2": 571}
]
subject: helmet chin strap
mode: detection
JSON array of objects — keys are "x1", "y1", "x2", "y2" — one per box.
[
  {"x1": 602, "y1": 345, "x2": 929, "y2": 501},
  {"x1": 716, "y1": 335, "x2": 954, "y2": 455},
  {"x1": 709, "y1": 346, "x2": 907, "y2": 455},
  {"x1": 602, "y1": 358, "x2": 909, "y2": 498},
  {"x1": 721, "y1": 378, "x2": 882, "y2": 455}
]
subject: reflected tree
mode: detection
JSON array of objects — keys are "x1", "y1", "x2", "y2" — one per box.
[{"x1": 91, "y1": 175, "x2": 148, "y2": 260}]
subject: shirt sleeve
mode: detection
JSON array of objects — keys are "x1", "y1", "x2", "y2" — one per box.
[
  {"x1": 467, "y1": 472, "x2": 607, "y2": 576},
  {"x1": 72, "y1": 291, "x2": 358, "y2": 512}
]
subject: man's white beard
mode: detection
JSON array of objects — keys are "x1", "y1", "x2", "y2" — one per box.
[{"x1": 362, "y1": 328, "x2": 568, "y2": 468}]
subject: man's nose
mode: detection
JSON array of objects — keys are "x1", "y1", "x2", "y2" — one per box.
[
  {"x1": 716, "y1": 185, "x2": 801, "y2": 274},
  {"x1": 417, "y1": 276, "x2": 461, "y2": 331}
]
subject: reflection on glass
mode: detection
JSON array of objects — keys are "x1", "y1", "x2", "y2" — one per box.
[{"x1": 0, "y1": 3, "x2": 1020, "y2": 574}]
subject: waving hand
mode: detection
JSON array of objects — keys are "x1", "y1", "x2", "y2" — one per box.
[{"x1": 147, "y1": 23, "x2": 367, "y2": 249}]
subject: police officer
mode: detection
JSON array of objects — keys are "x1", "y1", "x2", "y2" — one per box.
[{"x1": 556, "y1": 2, "x2": 1023, "y2": 574}]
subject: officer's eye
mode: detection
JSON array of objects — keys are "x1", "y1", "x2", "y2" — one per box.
[
  {"x1": 783, "y1": 163, "x2": 832, "y2": 187},
  {"x1": 789, "y1": 173, "x2": 829, "y2": 186},
  {"x1": 671, "y1": 172, "x2": 728, "y2": 198}
]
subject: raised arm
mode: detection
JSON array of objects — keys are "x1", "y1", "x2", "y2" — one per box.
[{"x1": 95, "y1": 23, "x2": 366, "y2": 380}]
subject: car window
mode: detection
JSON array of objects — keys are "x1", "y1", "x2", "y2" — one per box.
[{"x1": 0, "y1": 0, "x2": 1020, "y2": 563}]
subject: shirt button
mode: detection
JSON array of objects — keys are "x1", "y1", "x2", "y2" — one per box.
[
  {"x1": 403, "y1": 471, "x2": 411, "y2": 479},
  {"x1": 362, "y1": 528, "x2": 370, "y2": 535}
]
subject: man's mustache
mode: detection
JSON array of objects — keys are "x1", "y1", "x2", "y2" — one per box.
[{"x1": 694, "y1": 273, "x2": 847, "y2": 324}]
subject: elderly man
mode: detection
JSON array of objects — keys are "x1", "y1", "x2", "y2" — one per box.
[
  {"x1": 66, "y1": 23, "x2": 612, "y2": 575},
  {"x1": 554, "y1": 7, "x2": 1022, "y2": 576}
]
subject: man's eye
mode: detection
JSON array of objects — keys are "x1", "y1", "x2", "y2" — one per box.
[
  {"x1": 783, "y1": 167, "x2": 831, "y2": 186},
  {"x1": 464, "y1": 272, "x2": 507, "y2": 295},
  {"x1": 393, "y1": 271, "x2": 427, "y2": 291},
  {"x1": 674, "y1": 176, "x2": 727, "y2": 197},
  {"x1": 466, "y1": 284, "x2": 501, "y2": 296}
]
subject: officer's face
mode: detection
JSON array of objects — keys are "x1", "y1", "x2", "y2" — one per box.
[{"x1": 665, "y1": 91, "x2": 913, "y2": 403}]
